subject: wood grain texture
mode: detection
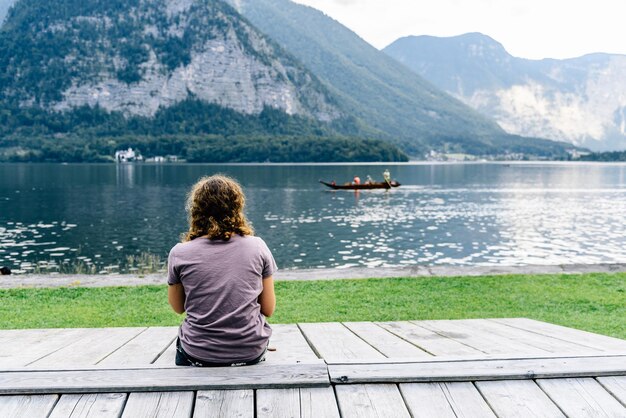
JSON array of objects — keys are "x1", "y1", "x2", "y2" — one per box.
[
  {"x1": 0, "y1": 329, "x2": 84, "y2": 368},
  {"x1": 537, "y1": 378, "x2": 626, "y2": 417},
  {"x1": 48, "y1": 393, "x2": 127, "y2": 418},
  {"x1": 256, "y1": 388, "x2": 300, "y2": 418},
  {"x1": 328, "y1": 355, "x2": 626, "y2": 383},
  {"x1": 121, "y1": 391, "x2": 194, "y2": 418},
  {"x1": 418, "y1": 319, "x2": 559, "y2": 356},
  {"x1": 152, "y1": 339, "x2": 177, "y2": 366},
  {"x1": 597, "y1": 376, "x2": 626, "y2": 406},
  {"x1": 476, "y1": 380, "x2": 565, "y2": 417},
  {"x1": 399, "y1": 383, "x2": 457, "y2": 418},
  {"x1": 335, "y1": 384, "x2": 411, "y2": 418},
  {"x1": 99, "y1": 327, "x2": 178, "y2": 366},
  {"x1": 0, "y1": 394, "x2": 58, "y2": 418},
  {"x1": 29, "y1": 328, "x2": 145, "y2": 367},
  {"x1": 491, "y1": 318, "x2": 626, "y2": 352},
  {"x1": 378, "y1": 321, "x2": 483, "y2": 356},
  {"x1": 265, "y1": 324, "x2": 319, "y2": 364},
  {"x1": 300, "y1": 387, "x2": 340, "y2": 418},
  {"x1": 401, "y1": 382, "x2": 496, "y2": 418},
  {"x1": 194, "y1": 390, "x2": 253, "y2": 418},
  {"x1": 343, "y1": 322, "x2": 431, "y2": 358},
  {"x1": 0, "y1": 361, "x2": 329, "y2": 394},
  {"x1": 462, "y1": 319, "x2": 599, "y2": 354},
  {"x1": 298, "y1": 323, "x2": 383, "y2": 361}
]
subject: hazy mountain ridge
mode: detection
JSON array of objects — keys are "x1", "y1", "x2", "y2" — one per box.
[
  {"x1": 0, "y1": 0, "x2": 15, "y2": 24},
  {"x1": 384, "y1": 33, "x2": 626, "y2": 151},
  {"x1": 0, "y1": 0, "x2": 579, "y2": 160},
  {"x1": 225, "y1": 0, "x2": 515, "y2": 153},
  {"x1": 0, "y1": 0, "x2": 340, "y2": 121}
]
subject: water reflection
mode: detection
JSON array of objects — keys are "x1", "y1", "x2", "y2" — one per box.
[{"x1": 2, "y1": 163, "x2": 626, "y2": 274}]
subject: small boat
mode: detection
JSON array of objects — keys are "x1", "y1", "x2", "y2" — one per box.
[{"x1": 319, "y1": 180, "x2": 401, "y2": 190}]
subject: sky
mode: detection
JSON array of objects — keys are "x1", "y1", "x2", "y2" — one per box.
[{"x1": 292, "y1": 0, "x2": 626, "y2": 60}]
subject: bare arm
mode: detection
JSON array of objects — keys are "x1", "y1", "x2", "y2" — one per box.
[
  {"x1": 168, "y1": 283, "x2": 186, "y2": 314},
  {"x1": 259, "y1": 275, "x2": 276, "y2": 317}
]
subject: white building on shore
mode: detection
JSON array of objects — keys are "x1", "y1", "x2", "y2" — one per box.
[{"x1": 114, "y1": 148, "x2": 142, "y2": 163}]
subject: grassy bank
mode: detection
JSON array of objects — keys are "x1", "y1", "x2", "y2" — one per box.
[{"x1": 1, "y1": 273, "x2": 624, "y2": 339}]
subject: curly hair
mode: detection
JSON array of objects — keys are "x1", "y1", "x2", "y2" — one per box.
[{"x1": 183, "y1": 175, "x2": 254, "y2": 242}]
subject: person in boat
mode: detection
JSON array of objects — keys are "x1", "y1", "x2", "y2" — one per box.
[
  {"x1": 352, "y1": 176, "x2": 361, "y2": 185},
  {"x1": 383, "y1": 169, "x2": 391, "y2": 184},
  {"x1": 365, "y1": 175, "x2": 373, "y2": 185},
  {"x1": 167, "y1": 175, "x2": 277, "y2": 367}
]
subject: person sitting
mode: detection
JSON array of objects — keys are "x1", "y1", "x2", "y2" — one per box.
[
  {"x1": 167, "y1": 175, "x2": 277, "y2": 367},
  {"x1": 353, "y1": 176, "x2": 361, "y2": 185}
]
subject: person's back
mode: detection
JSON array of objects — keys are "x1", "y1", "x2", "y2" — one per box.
[{"x1": 167, "y1": 175, "x2": 277, "y2": 366}]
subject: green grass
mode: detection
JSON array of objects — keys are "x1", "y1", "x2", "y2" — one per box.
[{"x1": 1, "y1": 273, "x2": 625, "y2": 339}]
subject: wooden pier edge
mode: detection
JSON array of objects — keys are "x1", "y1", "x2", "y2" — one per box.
[{"x1": 328, "y1": 355, "x2": 626, "y2": 384}]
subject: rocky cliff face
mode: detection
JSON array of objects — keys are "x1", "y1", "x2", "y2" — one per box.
[
  {"x1": 385, "y1": 33, "x2": 626, "y2": 151},
  {"x1": 0, "y1": 0, "x2": 340, "y2": 121}
]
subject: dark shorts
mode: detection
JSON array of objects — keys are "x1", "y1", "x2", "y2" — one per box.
[{"x1": 175, "y1": 338, "x2": 267, "y2": 367}]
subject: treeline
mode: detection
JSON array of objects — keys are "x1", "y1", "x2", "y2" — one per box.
[
  {"x1": 0, "y1": 97, "x2": 409, "y2": 162},
  {"x1": 580, "y1": 151, "x2": 626, "y2": 162},
  {"x1": 0, "y1": 135, "x2": 408, "y2": 163},
  {"x1": 0, "y1": 99, "x2": 360, "y2": 138}
]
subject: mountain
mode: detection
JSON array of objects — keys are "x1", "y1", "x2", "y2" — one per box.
[
  {"x1": 223, "y1": 0, "x2": 578, "y2": 157},
  {"x1": 384, "y1": 33, "x2": 626, "y2": 151},
  {"x1": 0, "y1": 0, "x2": 577, "y2": 161},
  {"x1": 0, "y1": 0, "x2": 15, "y2": 24},
  {"x1": 0, "y1": 0, "x2": 339, "y2": 121},
  {"x1": 0, "y1": 0, "x2": 413, "y2": 162}
]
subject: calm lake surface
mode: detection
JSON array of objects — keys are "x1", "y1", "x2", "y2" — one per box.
[{"x1": 2, "y1": 162, "x2": 626, "y2": 274}]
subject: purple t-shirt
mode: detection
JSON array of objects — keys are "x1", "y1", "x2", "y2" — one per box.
[{"x1": 167, "y1": 234, "x2": 277, "y2": 362}]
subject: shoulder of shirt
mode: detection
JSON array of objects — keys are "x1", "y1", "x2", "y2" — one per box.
[
  {"x1": 238, "y1": 235, "x2": 267, "y2": 248},
  {"x1": 169, "y1": 240, "x2": 195, "y2": 255}
]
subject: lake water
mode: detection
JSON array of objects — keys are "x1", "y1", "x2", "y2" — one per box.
[{"x1": 2, "y1": 162, "x2": 626, "y2": 274}]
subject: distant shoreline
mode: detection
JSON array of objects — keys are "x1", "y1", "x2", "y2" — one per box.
[
  {"x1": 2, "y1": 263, "x2": 625, "y2": 289},
  {"x1": 3, "y1": 160, "x2": 626, "y2": 166}
]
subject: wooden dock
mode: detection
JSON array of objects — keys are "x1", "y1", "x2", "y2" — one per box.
[{"x1": 1, "y1": 318, "x2": 625, "y2": 417}]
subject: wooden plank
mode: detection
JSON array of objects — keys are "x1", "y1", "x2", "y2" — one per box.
[
  {"x1": 335, "y1": 384, "x2": 411, "y2": 418},
  {"x1": 153, "y1": 339, "x2": 177, "y2": 366},
  {"x1": 378, "y1": 321, "x2": 483, "y2": 356},
  {"x1": 537, "y1": 378, "x2": 626, "y2": 417},
  {"x1": 300, "y1": 387, "x2": 340, "y2": 418},
  {"x1": 343, "y1": 322, "x2": 431, "y2": 358},
  {"x1": 194, "y1": 390, "x2": 253, "y2": 418},
  {"x1": 265, "y1": 324, "x2": 319, "y2": 364},
  {"x1": 29, "y1": 327, "x2": 146, "y2": 367},
  {"x1": 401, "y1": 382, "x2": 496, "y2": 418},
  {"x1": 324, "y1": 352, "x2": 626, "y2": 365},
  {"x1": 99, "y1": 327, "x2": 178, "y2": 366},
  {"x1": 0, "y1": 395, "x2": 58, "y2": 418},
  {"x1": 121, "y1": 392, "x2": 194, "y2": 418},
  {"x1": 298, "y1": 323, "x2": 383, "y2": 361},
  {"x1": 328, "y1": 355, "x2": 626, "y2": 384},
  {"x1": 256, "y1": 388, "x2": 300, "y2": 418},
  {"x1": 597, "y1": 376, "x2": 626, "y2": 406},
  {"x1": 491, "y1": 318, "x2": 626, "y2": 351},
  {"x1": 399, "y1": 383, "x2": 456, "y2": 418},
  {"x1": 0, "y1": 361, "x2": 329, "y2": 394},
  {"x1": 463, "y1": 319, "x2": 600, "y2": 354},
  {"x1": 476, "y1": 380, "x2": 565, "y2": 417},
  {"x1": 48, "y1": 393, "x2": 127, "y2": 418},
  {"x1": 256, "y1": 387, "x2": 340, "y2": 418},
  {"x1": 414, "y1": 320, "x2": 549, "y2": 355},
  {"x1": 0, "y1": 329, "x2": 84, "y2": 367}
]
